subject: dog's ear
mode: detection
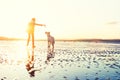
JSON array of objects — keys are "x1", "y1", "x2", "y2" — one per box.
[{"x1": 45, "y1": 32, "x2": 48, "y2": 34}]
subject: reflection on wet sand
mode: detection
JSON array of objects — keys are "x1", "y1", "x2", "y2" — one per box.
[
  {"x1": 25, "y1": 47, "x2": 55, "y2": 77},
  {"x1": 0, "y1": 41, "x2": 120, "y2": 80},
  {"x1": 45, "y1": 51, "x2": 55, "y2": 64},
  {"x1": 25, "y1": 48, "x2": 35, "y2": 77}
]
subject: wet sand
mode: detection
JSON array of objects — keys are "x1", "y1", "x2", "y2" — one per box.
[{"x1": 0, "y1": 41, "x2": 120, "y2": 80}]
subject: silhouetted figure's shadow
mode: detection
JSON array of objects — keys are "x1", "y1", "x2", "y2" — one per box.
[{"x1": 25, "y1": 48, "x2": 35, "y2": 77}]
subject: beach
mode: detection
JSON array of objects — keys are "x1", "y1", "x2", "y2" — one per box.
[{"x1": 0, "y1": 40, "x2": 120, "y2": 80}]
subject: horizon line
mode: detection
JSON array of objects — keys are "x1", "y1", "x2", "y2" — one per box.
[{"x1": 0, "y1": 36, "x2": 120, "y2": 41}]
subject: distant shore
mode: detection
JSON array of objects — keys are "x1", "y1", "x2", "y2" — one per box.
[{"x1": 0, "y1": 36, "x2": 120, "y2": 43}]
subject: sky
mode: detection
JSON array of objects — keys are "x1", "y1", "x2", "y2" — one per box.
[{"x1": 0, "y1": 0, "x2": 120, "y2": 39}]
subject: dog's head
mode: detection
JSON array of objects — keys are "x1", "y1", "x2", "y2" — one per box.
[{"x1": 45, "y1": 32, "x2": 50, "y2": 35}]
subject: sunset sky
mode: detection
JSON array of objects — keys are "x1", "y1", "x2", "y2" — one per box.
[{"x1": 0, "y1": 0, "x2": 120, "y2": 39}]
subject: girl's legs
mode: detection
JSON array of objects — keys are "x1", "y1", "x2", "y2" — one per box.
[
  {"x1": 31, "y1": 33, "x2": 35, "y2": 48},
  {"x1": 27, "y1": 33, "x2": 30, "y2": 46}
]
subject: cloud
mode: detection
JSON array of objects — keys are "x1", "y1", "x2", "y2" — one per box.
[{"x1": 106, "y1": 21, "x2": 118, "y2": 25}]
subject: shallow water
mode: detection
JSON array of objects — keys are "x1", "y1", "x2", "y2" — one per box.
[{"x1": 0, "y1": 40, "x2": 120, "y2": 80}]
